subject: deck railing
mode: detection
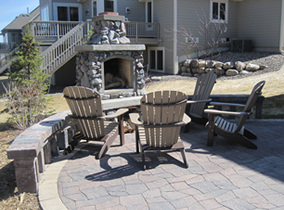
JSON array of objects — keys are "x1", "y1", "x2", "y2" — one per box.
[
  {"x1": 125, "y1": 21, "x2": 160, "y2": 42},
  {"x1": 1, "y1": 20, "x2": 159, "y2": 76},
  {"x1": 29, "y1": 21, "x2": 81, "y2": 40}
]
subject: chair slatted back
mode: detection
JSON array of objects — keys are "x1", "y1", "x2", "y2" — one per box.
[
  {"x1": 190, "y1": 72, "x2": 217, "y2": 116},
  {"x1": 235, "y1": 81, "x2": 265, "y2": 132},
  {"x1": 141, "y1": 90, "x2": 187, "y2": 148},
  {"x1": 63, "y1": 86, "x2": 105, "y2": 139}
]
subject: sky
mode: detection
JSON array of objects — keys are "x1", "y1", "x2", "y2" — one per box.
[{"x1": 0, "y1": 0, "x2": 39, "y2": 42}]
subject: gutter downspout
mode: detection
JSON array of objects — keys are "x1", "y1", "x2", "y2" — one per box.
[
  {"x1": 280, "y1": 0, "x2": 284, "y2": 54},
  {"x1": 173, "y1": 0, "x2": 178, "y2": 74}
]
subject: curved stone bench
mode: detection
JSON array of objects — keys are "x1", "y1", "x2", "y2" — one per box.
[
  {"x1": 6, "y1": 96, "x2": 142, "y2": 193},
  {"x1": 7, "y1": 110, "x2": 75, "y2": 193}
]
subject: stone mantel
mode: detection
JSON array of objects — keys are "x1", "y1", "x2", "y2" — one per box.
[{"x1": 76, "y1": 44, "x2": 146, "y2": 52}]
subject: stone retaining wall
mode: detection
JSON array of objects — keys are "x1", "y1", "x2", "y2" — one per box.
[
  {"x1": 179, "y1": 59, "x2": 268, "y2": 77},
  {"x1": 6, "y1": 110, "x2": 75, "y2": 193}
]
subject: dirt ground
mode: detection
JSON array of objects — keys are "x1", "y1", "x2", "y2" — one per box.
[{"x1": 0, "y1": 62, "x2": 283, "y2": 209}]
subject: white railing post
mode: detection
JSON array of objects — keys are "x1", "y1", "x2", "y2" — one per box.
[{"x1": 136, "y1": 22, "x2": 138, "y2": 43}]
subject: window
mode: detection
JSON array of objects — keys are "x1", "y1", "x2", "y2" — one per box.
[
  {"x1": 53, "y1": 3, "x2": 82, "y2": 21},
  {"x1": 41, "y1": 5, "x2": 49, "y2": 21},
  {"x1": 93, "y1": 0, "x2": 117, "y2": 15},
  {"x1": 93, "y1": 1, "x2": 97, "y2": 16},
  {"x1": 148, "y1": 48, "x2": 165, "y2": 72},
  {"x1": 146, "y1": 0, "x2": 153, "y2": 23},
  {"x1": 105, "y1": 0, "x2": 114, "y2": 12},
  {"x1": 210, "y1": 0, "x2": 228, "y2": 23}
]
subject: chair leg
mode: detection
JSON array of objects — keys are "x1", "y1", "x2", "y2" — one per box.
[
  {"x1": 207, "y1": 124, "x2": 215, "y2": 146},
  {"x1": 244, "y1": 128, "x2": 257, "y2": 140},
  {"x1": 97, "y1": 132, "x2": 118, "y2": 159},
  {"x1": 141, "y1": 149, "x2": 146, "y2": 170},
  {"x1": 118, "y1": 116, "x2": 125, "y2": 146},
  {"x1": 232, "y1": 134, "x2": 257, "y2": 149},
  {"x1": 172, "y1": 142, "x2": 188, "y2": 168},
  {"x1": 180, "y1": 149, "x2": 188, "y2": 168},
  {"x1": 135, "y1": 126, "x2": 140, "y2": 154},
  {"x1": 207, "y1": 114, "x2": 215, "y2": 146}
]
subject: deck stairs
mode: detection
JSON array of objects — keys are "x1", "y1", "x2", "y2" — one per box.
[{"x1": 0, "y1": 21, "x2": 89, "y2": 76}]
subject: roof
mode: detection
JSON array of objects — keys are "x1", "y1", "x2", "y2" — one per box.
[{"x1": 1, "y1": 6, "x2": 40, "y2": 33}]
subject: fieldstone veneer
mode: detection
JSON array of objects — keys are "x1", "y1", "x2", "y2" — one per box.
[{"x1": 75, "y1": 12, "x2": 146, "y2": 99}]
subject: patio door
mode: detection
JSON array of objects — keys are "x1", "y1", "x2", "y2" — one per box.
[
  {"x1": 54, "y1": 3, "x2": 82, "y2": 21},
  {"x1": 57, "y1": 7, "x2": 79, "y2": 21}
]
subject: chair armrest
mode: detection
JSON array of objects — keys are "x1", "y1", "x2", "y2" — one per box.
[
  {"x1": 210, "y1": 102, "x2": 246, "y2": 107},
  {"x1": 104, "y1": 108, "x2": 129, "y2": 119},
  {"x1": 187, "y1": 99, "x2": 212, "y2": 104},
  {"x1": 204, "y1": 109, "x2": 251, "y2": 117},
  {"x1": 129, "y1": 113, "x2": 143, "y2": 126},
  {"x1": 182, "y1": 114, "x2": 191, "y2": 125},
  {"x1": 129, "y1": 113, "x2": 191, "y2": 127}
]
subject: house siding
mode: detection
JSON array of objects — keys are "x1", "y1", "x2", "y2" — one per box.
[
  {"x1": 237, "y1": 0, "x2": 281, "y2": 52},
  {"x1": 153, "y1": 0, "x2": 174, "y2": 74},
  {"x1": 117, "y1": 0, "x2": 145, "y2": 22},
  {"x1": 176, "y1": 0, "x2": 239, "y2": 61}
]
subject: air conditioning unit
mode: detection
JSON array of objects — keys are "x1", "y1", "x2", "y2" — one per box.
[{"x1": 231, "y1": 40, "x2": 253, "y2": 52}]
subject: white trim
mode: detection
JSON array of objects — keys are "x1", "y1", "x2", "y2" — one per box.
[
  {"x1": 210, "y1": 0, "x2": 228, "y2": 23},
  {"x1": 280, "y1": 0, "x2": 284, "y2": 53},
  {"x1": 148, "y1": 47, "x2": 165, "y2": 72},
  {"x1": 53, "y1": 3, "x2": 82, "y2": 21},
  {"x1": 145, "y1": 0, "x2": 153, "y2": 23},
  {"x1": 173, "y1": 0, "x2": 178, "y2": 74}
]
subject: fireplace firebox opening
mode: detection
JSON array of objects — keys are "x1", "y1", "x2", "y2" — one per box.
[{"x1": 103, "y1": 58, "x2": 134, "y2": 91}]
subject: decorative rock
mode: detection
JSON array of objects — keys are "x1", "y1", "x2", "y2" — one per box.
[
  {"x1": 235, "y1": 61, "x2": 246, "y2": 72},
  {"x1": 197, "y1": 67, "x2": 205, "y2": 74},
  {"x1": 80, "y1": 65, "x2": 89, "y2": 72},
  {"x1": 198, "y1": 60, "x2": 207, "y2": 68},
  {"x1": 190, "y1": 59, "x2": 199, "y2": 68},
  {"x1": 205, "y1": 68, "x2": 214, "y2": 73},
  {"x1": 191, "y1": 68, "x2": 198, "y2": 74},
  {"x1": 137, "y1": 62, "x2": 144, "y2": 68},
  {"x1": 118, "y1": 36, "x2": 130, "y2": 44},
  {"x1": 240, "y1": 70, "x2": 250, "y2": 75},
  {"x1": 151, "y1": 76, "x2": 162, "y2": 81},
  {"x1": 206, "y1": 60, "x2": 215, "y2": 68},
  {"x1": 226, "y1": 69, "x2": 239, "y2": 76},
  {"x1": 246, "y1": 63, "x2": 260, "y2": 71},
  {"x1": 214, "y1": 61, "x2": 224, "y2": 68},
  {"x1": 259, "y1": 65, "x2": 268, "y2": 70},
  {"x1": 223, "y1": 61, "x2": 235, "y2": 70},
  {"x1": 183, "y1": 59, "x2": 191, "y2": 67},
  {"x1": 91, "y1": 78, "x2": 102, "y2": 85},
  {"x1": 215, "y1": 67, "x2": 225, "y2": 76},
  {"x1": 180, "y1": 66, "x2": 187, "y2": 72}
]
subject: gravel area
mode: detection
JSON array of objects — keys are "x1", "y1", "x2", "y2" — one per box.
[{"x1": 148, "y1": 51, "x2": 284, "y2": 82}]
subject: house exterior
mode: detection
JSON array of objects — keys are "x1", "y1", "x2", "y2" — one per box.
[
  {"x1": 1, "y1": 0, "x2": 284, "y2": 83},
  {"x1": 1, "y1": 7, "x2": 40, "y2": 51}
]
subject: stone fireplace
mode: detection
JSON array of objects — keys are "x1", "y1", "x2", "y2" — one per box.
[{"x1": 75, "y1": 12, "x2": 146, "y2": 99}]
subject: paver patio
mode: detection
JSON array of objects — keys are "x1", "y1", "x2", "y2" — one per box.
[{"x1": 39, "y1": 119, "x2": 284, "y2": 210}]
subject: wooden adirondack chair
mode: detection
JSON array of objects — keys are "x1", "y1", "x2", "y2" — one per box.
[
  {"x1": 184, "y1": 72, "x2": 217, "y2": 132},
  {"x1": 63, "y1": 86, "x2": 128, "y2": 159},
  {"x1": 129, "y1": 90, "x2": 191, "y2": 170},
  {"x1": 204, "y1": 81, "x2": 265, "y2": 149}
]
